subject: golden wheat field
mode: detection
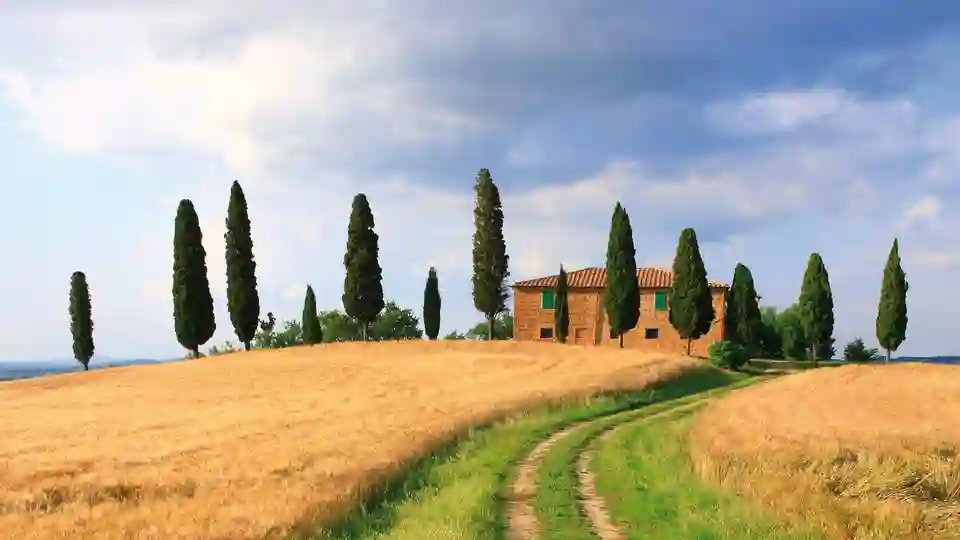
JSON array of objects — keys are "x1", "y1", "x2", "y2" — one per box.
[
  {"x1": 0, "y1": 341, "x2": 696, "y2": 540},
  {"x1": 690, "y1": 363, "x2": 960, "y2": 540}
]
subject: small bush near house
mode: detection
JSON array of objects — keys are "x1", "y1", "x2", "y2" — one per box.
[{"x1": 708, "y1": 340, "x2": 749, "y2": 370}]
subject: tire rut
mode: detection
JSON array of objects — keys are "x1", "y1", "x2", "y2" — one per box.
[{"x1": 504, "y1": 420, "x2": 591, "y2": 540}]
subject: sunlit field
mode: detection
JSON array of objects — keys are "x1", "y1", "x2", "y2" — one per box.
[
  {"x1": 0, "y1": 341, "x2": 696, "y2": 540},
  {"x1": 690, "y1": 363, "x2": 960, "y2": 539}
]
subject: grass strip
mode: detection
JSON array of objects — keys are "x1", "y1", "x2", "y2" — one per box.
[
  {"x1": 301, "y1": 365, "x2": 747, "y2": 540},
  {"x1": 591, "y1": 403, "x2": 827, "y2": 540},
  {"x1": 533, "y1": 371, "x2": 758, "y2": 540}
]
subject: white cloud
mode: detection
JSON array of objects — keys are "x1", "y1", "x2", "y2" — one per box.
[{"x1": 897, "y1": 195, "x2": 942, "y2": 231}]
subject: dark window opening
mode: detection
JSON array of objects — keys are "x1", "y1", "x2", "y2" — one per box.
[
  {"x1": 644, "y1": 328, "x2": 659, "y2": 339},
  {"x1": 539, "y1": 327, "x2": 554, "y2": 339}
]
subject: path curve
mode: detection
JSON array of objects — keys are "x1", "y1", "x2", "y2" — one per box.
[{"x1": 504, "y1": 420, "x2": 591, "y2": 539}]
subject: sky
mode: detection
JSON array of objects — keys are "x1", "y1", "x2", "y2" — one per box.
[{"x1": 2, "y1": 1, "x2": 960, "y2": 361}]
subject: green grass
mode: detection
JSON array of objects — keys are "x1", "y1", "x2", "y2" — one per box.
[
  {"x1": 532, "y1": 373, "x2": 759, "y2": 539},
  {"x1": 591, "y1": 403, "x2": 827, "y2": 539},
  {"x1": 299, "y1": 365, "x2": 748, "y2": 540}
]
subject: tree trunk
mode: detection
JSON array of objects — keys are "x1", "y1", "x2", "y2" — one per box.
[
  {"x1": 618, "y1": 333, "x2": 624, "y2": 348},
  {"x1": 885, "y1": 348, "x2": 891, "y2": 364},
  {"x1": 83, "y1": 363, "x2": 89, "y2": 371},
  {"x1": 361, "y1": 324, "x2": 368, "y2": 341},
  {"x1": 812, "y1": 341, "x2": 819, "y2": 368},
  {"x1": 192, "y1": 346, "x2": 199, "y2": 359},
  {"x1": 685, "y1": 339, "x2": 692, "y2": 356},
  {"x1": 488, "y1": 315, "x2": 494, "y2": 340},
  {"x1": 244, "y1": 341, "x2": 251, "y2": 351}
]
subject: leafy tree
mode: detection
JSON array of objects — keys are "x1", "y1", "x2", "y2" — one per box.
[
  {"x1": 254, "y1": 319, "x2": 303, "y2": 349},
  {"x1": 843, "y1": 337, "x2": 881, "y2": 363},
  {"x1": 668, "y1": 228, "x2": 715, "y2": 355},
  {"x1": 467, "y1": 312, "x2": 514, "y2": 340},
  {"x1": 876, "y1": 238, "x2": 908, "y2": 363},
  {"x1": 371, "y1": 301, "x2": 423, "y2": 340},
  {"x1": 423, "y1": 267, "x2": 441, "y2": 340},
  {"x1": 224, "y1": 180, "x2": 260, "y2": 351},
  {"x1": 554, "y1": 265, "x2": 570, "y2": 343},
  {"x1": 68, "y1": 271, "x2": 95, "y2": 371},
  {"x1": 172, "y1": 199, "x2": 216, "y2": 358},
  {"x1": 798, "y1": 253, "x2": 835, "y2": 367},
  {"x1": 471, "y1": 168, "x2": 510, "y2": 340},
  {"x1": 778, "y1": 304, "x2": 808, "y2": 360},
  {"x1": 319, "y1": 301, "x2": 422, "y2": 342},
  {"x1": 758, "y1": 306, "x2": 784, "y2": 359},
  {"x1": 301, "y1": 285, "x2": 323, "y2": 345},
  {"x1": 707, "y1": 340, "x2": 748, "y2": 370},
  {"x1": 603, "y1": 202, "x2": 640, "y2": 348},
  {"x1": 342, "y1": 193, "x2": 384, "y2": 340},
  {"x1": 444, "y1": 330, "x2": 467, "y2": 340},
  {"x1": 259, "y1": 312, "x2": 276, "y2": 334},
  {"x1": 725, "y1": 263, "x2": 763, "y2": 355}
]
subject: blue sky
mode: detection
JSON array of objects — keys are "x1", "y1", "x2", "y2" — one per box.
[{"x1": 2, "y1": 1, "x2": 959, "y2": 361}]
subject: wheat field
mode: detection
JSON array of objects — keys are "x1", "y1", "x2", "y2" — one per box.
[
  {"x1": 690, "y1": 363, "x2": 960, "y2": 539},
  {"x1": 0, "y1": 341, "x2": 695, "y2": 540}
]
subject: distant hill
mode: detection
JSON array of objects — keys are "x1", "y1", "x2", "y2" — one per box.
[
  {"x1": 892, "y1": 356, "x2": 960, "y2": 365},
  {"x1": 0, "y1": 357, "x2": 180, "y2": 382}
]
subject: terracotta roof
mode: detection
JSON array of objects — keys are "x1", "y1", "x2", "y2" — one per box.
[{"x1": 512, "y1": 267, "x2": 728, "y2": 289}]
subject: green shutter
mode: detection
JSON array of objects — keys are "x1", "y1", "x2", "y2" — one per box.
[
  {"x1": 654, "y1": 291, "x2": 667, "y2": 311},
  {"x1": 541, "y1": 290, "x2": 555, "y2": 309}
]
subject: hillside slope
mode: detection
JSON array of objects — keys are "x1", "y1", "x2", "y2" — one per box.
[{"x1": 0, "y1": 341, "x2": 696, "y2": 540}]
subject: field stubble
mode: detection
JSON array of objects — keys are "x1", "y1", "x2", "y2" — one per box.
[
  {"x1": 690, "y1": 363, "x2": 960, "y2": 539},
  {"x1": 0, "y1": 341, "x2": 696, "y2": 540}
]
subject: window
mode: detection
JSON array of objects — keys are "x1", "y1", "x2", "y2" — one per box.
[
  {"x1": 541, "y1": 290, "x2": 555, "y2": 309},
  {"x1": 654, "y1": 291, "x2": 668, "y2": 311},
  {"x1": 539, "y1": 327, "x2": 554, "y2": 339},
  {"x1": 644, "y1": 328, "x2": 659, "y2": 339}
]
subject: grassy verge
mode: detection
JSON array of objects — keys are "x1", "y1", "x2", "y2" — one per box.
[
  {"x1": 533, "y1": 371, "x2": 758, "y2": 539},
  {"x1": 591, "y1": 404, "x2": 827, "y2": 539},
  {"x1": 300, "y1": 365, "x2": 746, "y2": 540}
]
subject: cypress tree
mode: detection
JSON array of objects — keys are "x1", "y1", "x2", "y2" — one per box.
[
  {"x1": 798, "y1": 252, "x2": 835, "y2": 367},
  {"x1": 669, "y1": 228, "x2": 715, "y2": 355},
  {"x1": 725, "y1": 263, "x2": 763, "y2": 355},
  {"x1": 876, "y1": 238, "x2": 908, "y2": 363},
  {"x1": 68, "y1": 271, "x2": 95, "y2": 371},
  {"x1": 423, "y1": 267, "x2": 441, "y2": 340},
  {"x1": 172, "y1": 199, "x2": 216, "y2": 358},
  {"x1": 342, "y1": 193, "x2": 384, "y2": 340},
  {"x1": 471, "y1": 168, "x2": 510, "y2": 340},
  {"x1": 554, "y1": 265, "x2": 570, "y2": 343},
  {"x1": 225, "y1": 180, "x2": 260, "y2": 351},
  {"x1": 302, "y1": 285, "x2": 323, "y2": 345},
  {"x1": 603, "y1": 202, "x2": 640, "y2": 348}
]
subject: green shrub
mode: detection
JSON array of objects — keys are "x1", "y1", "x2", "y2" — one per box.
[
  {"x1": 707, "y1": 340, "x2": 749, "y2": 370},
  {"x1": 843, "y1": 337, "x2": 881, "y2": 363}
]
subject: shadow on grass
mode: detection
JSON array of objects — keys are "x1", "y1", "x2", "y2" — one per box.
[{"x1": 293, "y1": 364, "x2": 749, "y2": 540}]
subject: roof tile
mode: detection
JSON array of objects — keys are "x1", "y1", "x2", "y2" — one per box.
[{"x1": 512, "y1": 267, "x2": 727, "y2": 289}]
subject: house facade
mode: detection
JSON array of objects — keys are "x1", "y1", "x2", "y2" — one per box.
[{"x1": 511, "y1": 267, "x2": 728, "y2": 356}]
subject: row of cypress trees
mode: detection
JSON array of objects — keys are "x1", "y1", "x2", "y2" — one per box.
[
  {"x1": 550, "y1": 201, "x2": 908, "y2": 362},
  {"x1": 68, "y1": 168, "x2": 513, "y2": 366}
]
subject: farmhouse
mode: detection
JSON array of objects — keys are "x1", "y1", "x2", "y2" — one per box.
[{"x1": 511, "y1": 267, "x2": 729, "y2": 355}]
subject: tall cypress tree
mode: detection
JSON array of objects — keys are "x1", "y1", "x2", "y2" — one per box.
[
  {"x1": 172, "y1": 199, "x2": 216, "y2": 358},
  {"x1": 798, "y1": 252, "x2": 835, "y2": 367},
  {"x1": 876, "y1": 238, "x2": 908, "y2": 363},
  {"x1": 554, "y1": 264, "x2": 570, "y2": 343},
  {"x1": 342, "y1": 193, "x2": 384, "y2": 340},
  {"x1": 68, "y1": 271, "x2": 95, "y2": 371},
  {"x1": 302, "y1": 285, "x2": 323, "y2": 345},
  {"x1": 603, "y1": 202, "x2": 640, "y2": 348},
  {"x1": 669, "y1": 228, "x2": 715, "y2": 356},
  {"x1": 225, "y1": 180, "x2": 260, "y2": 351},
  {"x1": 471, "y1": 168, "x2": 510, "y2": 340},
  {"x1": 725, "y1": 263, "x2": 763, "y2": 354},
  {"x1": 423, "y1": 267, "x2": 441, "y2": 340}
]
